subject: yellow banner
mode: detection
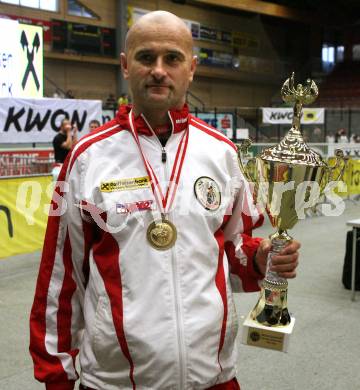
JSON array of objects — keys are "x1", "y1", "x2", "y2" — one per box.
[
  {"x1": 328, "y1": 157, "x2": 360, "y2": 197},
  {"x1": 0, "y1": 175, "x2": 51, "y2": 258},
  {"x1": 346, "y1": 159, "x2": 360, "y2": 196}
]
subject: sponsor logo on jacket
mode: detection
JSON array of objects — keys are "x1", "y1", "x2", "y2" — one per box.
[
  {"x1": 100, "y1": 176, "x2": 150, "y2": 192},
  {"x1": 116, "y1": 200, "x2": 154, "y2": 214}
]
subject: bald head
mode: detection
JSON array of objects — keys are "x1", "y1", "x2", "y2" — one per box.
[
  {"x1": 120, "y1": 10, "x2": 197, "y2": 117},
  {"x1": 125, "y1": 11, "x2": 193, "y2": 55}
]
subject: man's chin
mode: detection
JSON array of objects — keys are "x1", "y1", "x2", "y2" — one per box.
[{"x1": 145, "y1": 93, "x2": 172, "y2": 108}]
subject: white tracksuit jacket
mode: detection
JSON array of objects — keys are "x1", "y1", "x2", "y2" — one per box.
[{"x1": 30, "y1": 104, "x2": 264, "y2": 390}]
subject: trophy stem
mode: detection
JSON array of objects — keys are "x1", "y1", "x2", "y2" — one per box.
[{"x1": 250, "y1": 230, "x2": 292, "y2": 327}]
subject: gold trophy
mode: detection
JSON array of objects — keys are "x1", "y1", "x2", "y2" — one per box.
[{"x1": 238, "y1": 73, "x2": 345, "y2": 352}]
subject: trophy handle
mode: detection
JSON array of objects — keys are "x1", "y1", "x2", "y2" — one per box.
[
  {"x1": 236, "y1": 140, "x2": 256, "y2": 182},
  {"x1": 327, "y1": 149, "x2": 346, "y2": 182},
  {"x1": 320, "y1": 149, "x2": 347, "y2": 194}
]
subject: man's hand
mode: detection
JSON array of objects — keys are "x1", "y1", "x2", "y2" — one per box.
[
  {"x1": 72, "y1": 124, "x2": 78, "y2": 144},
  {"x1": 254, "y1": 239, "x2": 300, "y2": 278}
]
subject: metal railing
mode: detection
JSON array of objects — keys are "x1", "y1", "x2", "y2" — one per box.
[{"x1": 191, "y1": 107, "x2": 360, "y2": 143}]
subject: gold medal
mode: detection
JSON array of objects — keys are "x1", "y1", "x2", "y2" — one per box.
[{"x1": 147, "y1": 219, "x2": 177, "y2": 250}]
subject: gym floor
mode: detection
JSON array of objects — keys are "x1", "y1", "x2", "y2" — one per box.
[{"x1": 1, "y1": 200, "x2": 359, "y2": 390}]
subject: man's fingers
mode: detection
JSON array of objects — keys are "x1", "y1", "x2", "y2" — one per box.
[
  {"x1": 271, "y1": 259, "x2": 298, "y2": 273},
  {"x1": 280, "y1": 240, "x2": 301, "y2": 255},
  {"x1": 272, "y1": 252, "x2": 299, "y2": 265},
  {"x1": 277, "y1": 271, "x2": 297, "y2": 279}
]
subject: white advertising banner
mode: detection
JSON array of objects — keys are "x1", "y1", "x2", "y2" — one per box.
[
  {"x1": 0, "y1": 19, "x2": 21, "y2": 97},
  {"x1": 102, "y1": 109, "x2": 115, "y2": 124},
  {"x1": 0, "y1": 97, "x2": 102, "y2": 143},
  {"x1": 0, "y1": 18, "x2": 43, "y2": 98},
  {"x1": 262, "y1": 107, "x2": 325, "y2": 124}
]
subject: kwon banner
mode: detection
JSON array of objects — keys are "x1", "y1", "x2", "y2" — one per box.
[
  {"x1": 262, "y1": 107, "x2": 325, "y2": 124},
  {"x1": 0, "y1": 97, "x2": 102, "y2": 143}
]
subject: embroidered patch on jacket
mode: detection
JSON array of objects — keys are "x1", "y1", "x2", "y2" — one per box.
[
  {"x1": 100, "y1": 176, "x2": 150, "y2": 192},
  {"x1": 194, "y1": 176, "x2": 221, "y2": 211},
  {"x1": 116, "y1": 200, "x2": 155, "y2": 214}
]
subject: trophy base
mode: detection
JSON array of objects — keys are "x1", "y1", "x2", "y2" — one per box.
[{"x1": 241, "y1": 313, "x2": 295, "y2": 352}]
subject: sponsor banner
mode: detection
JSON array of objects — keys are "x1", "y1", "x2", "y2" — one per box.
[
  {"x1": 0, "y1": 19, "x2": 43, "y2": 98},
  {"x1": 347, "y1": 159, "x2": 360, "y2": 196},
  {"x1": 0, "y1": 97, "x2": 102, "y2": 143},
  {"x1": 0, "y1": 149, "x2": 53, "y2": 176},
  {"x1": 262, "y1": 107, "x2": 325, "y2": 124},
  {"x1": 0, "y1": 175, "x2": 52, "y2": 258},
  {"x1": 328, "y1": 157, "x2": 360, "y2": 197},
  {"x1": 0, "y1": 149, "x2": 53, "y2": 159},
  {"x1": 196, "y1": 113, "x2": 234, "y2": 137},
  {"x1": 19, "y1": 24, "x2": 43, "y2": 98},
  {"x1": 0, "y1": 14, "x2": 52, "y2": 42},
  {"x1": 0, "y1": 19, "x2": 21, "y2": 98},
  {"x1": 195, "y1": 47, "x2": 233, "y2": 68},
  {"x1": 102, "y1": 109, "x2": 115, "y2": 124}
]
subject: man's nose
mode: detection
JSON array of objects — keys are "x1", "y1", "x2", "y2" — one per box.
[{"x1": 150, "y1": 57, "x2": 167, "y2": 79}]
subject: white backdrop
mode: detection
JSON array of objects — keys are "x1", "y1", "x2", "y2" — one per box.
[
  {"x1": 0, "y1": 97, "x2": 102, "y2": 143},
  {"x1": 0, "y1": 19, "x2": 20, "y2": 98}
]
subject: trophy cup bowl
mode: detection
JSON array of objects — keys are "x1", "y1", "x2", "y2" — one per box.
[{"x1": 238, "y1": 73, "x2": 345, "y2": 349}]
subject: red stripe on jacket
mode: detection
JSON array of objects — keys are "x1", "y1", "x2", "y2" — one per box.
[
  {"x1": 57, "y1": 230, "x2": 77, "y2": 354},
  {"x1": 92, "y1": 227, "x2": 136, "y2": 389},
  {"x1": 29, "y1": 156, "x2": 76, "y2": 385},
  {"x1": 214, "y1": 226, "x2": 228, "y2": 371},
  {"x1": 214, "y1": 215, "x2": 231, "y2": 370}
]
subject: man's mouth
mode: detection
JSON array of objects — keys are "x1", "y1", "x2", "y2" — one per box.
[{"x1": 146, "y1": 84, "x2": 171, "y2": 89}]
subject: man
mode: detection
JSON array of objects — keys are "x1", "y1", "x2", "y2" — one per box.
[
  {"x1": 53, "y1": 118, "x2": 78, "y2": 163},
  {"x1": 52, "y1": 118, "x2": 78, "y2": 181},
  {"x1": 89, "y1": 119, "x2": 101, "y2": 133},
  {"x1": 30, "y1": 11, "x2": 300, "y2": 390}
]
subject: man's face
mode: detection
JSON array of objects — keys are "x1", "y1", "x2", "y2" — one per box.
[
  {"x1": 121, "y1": 23, "x2": 196, "y2": 111},
  {"x1": 61, "y1": 120, "x2": 71, "y2": 133},
  {"x1": 89, "y1": 122, "x2": 98, "y2": 132}
]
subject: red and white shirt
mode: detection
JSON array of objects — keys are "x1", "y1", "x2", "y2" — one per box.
[{"x1": 30, "y1": 104, "x2": 264, "y2": 390}]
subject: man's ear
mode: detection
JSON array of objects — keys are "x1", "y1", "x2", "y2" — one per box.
[
  {"x1": 189, "y1": 55, "x2": 197, "y2": 82},
  {"x1": 120, "y1": 53, "x2": 129, "y2": 79}
]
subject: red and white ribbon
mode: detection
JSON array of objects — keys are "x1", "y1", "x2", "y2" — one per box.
[{"x1": 128, "y1": 109, "x2": 189, "y2": 216}]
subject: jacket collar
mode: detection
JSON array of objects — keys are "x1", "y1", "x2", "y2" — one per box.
[{"x1": 115, "y1": 104, "x2": 189, "y2": 136}]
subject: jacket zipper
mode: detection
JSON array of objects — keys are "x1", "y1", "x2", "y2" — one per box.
[
  {"x1": 141, "y1": 112, "x2": 187, "y2": 389},
  {"x1": 157, "y1": 136, "x2": 186, "y2": 390}
]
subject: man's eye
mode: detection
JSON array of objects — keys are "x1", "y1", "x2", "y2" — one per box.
[
  {"x1": 138, "y1": 54, "x2": 154, "y2": 63},
  {"x1": 166, "y1": 54, "x2": 180, "y2": 63}
]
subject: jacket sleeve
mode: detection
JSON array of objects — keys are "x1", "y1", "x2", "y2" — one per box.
[
  {"x1": 29, "y1": 152, "x2": 93, "y2": 390},
  {"x1": 223, "y1": 151, "x2": 265, "y2": 293}
]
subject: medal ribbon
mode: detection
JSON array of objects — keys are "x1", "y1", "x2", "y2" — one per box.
[{"x1": 128, "y1": 109, "x2": 189, "y2": 216}]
